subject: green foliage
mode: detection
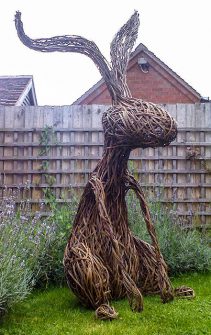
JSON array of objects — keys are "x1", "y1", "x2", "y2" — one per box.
[
  {"x1": 37, "y1": 191, "x2": 78, "y2": 286},
  {"x1": 0, "y1": 188, "x2": 78, "y2": 314},
  {"x1": 38, "y1": 125, "x2": 58, "y2": 195},
  {"x1": 0, "y1": 191, "x2": 51, "y2": 315},
  {"x1": 1, "y1": 273, "x2": 210, "y2": 335},
  {"x1": 127, "y1": 190, "x2": 211, "y2": 274},
  {"x1": 44, "y1": 174, "x2": 56, "y2": 186},
  {"x1": 39, "y1": 125, "x2": 58, "y2": 156},
  {"x1": 1, "y1": 182, "x2": 210, "y2": 318}
]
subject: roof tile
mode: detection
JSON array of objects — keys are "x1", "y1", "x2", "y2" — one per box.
[{"x1": 0, "y1": 76, "x2": 32, "y2": 106}]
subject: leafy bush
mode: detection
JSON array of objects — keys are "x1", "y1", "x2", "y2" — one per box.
[
  {"x1": 127, "y1": 190, "x2": 211, "y2": 275},
  {"x1": 1, "y1": 183, "x2": 210, "y2": 316},
  {"x1": 0, "y1": 190, "x2": 52, "y2": 315},
  {"x1": 37, "y1": 189, "x2": 78, "y2": 286},
  {"x1": 0, "y1": 187, "x2": 78, "y2": 315}
]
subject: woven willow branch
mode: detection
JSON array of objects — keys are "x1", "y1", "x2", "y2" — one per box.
[
  {"x1": 15, "y1": 10, "x2": 194, "y2": 319},
  {"x1": 110, "y1": 11, "x2": 140, "y2": 97},
  {"x1": 15, "y1": 11, "x2": 120, "y2": 102}
]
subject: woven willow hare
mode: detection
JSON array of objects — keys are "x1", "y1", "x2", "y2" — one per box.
[{"x1": 15, "y1": 11, "x2": 194, "y2": 319}]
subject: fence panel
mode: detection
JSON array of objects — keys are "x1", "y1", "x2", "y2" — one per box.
[{"x1": 0, "y1": 103, "x2": 211, "y2": 227}]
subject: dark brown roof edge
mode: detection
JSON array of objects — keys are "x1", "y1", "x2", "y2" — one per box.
[
  {"x1": 72, "y1": 78, "x2": 104, "y2": 105},
  {"x1": 0, "y1": 75, "x2": 38, "y2": 106},
  {"x1": 15, "y1": 76, "x2": 38, "y2": 106}
]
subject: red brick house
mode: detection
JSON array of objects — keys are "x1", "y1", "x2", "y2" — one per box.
[
  {"x1": 0, "y1": 75, "x2": 37, "y2": 106},
  {"x1": 73, "y1": 43, "x2": 201, "y2": 105}
]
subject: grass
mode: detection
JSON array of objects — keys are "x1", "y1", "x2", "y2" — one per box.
[{"x1": 0, "y1": 273, "x2": 210, "y2": 335}]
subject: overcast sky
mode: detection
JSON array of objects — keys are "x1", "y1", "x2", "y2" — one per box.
[{"x1": 0, "y1": 0, "x2": 210, "y2": 105}]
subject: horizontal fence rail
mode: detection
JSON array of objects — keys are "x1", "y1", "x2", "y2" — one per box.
[{"x1": 0, "y1": 103, "x2": 211, "y2": 228}]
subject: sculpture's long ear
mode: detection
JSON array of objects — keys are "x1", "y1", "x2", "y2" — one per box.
[
  {"x1": 14, "y1": 11, "x2": 122, "y2": 102},
  {"x1": 110, "y1": 11, "x2": 140, "y2": 94}
]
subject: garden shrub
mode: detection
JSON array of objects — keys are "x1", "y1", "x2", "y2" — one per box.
[
  {"x1": 1, "y1": 185, "x2": 210, "y2": 316},
  {"x1": 0, "y1": 187, "x2": 78, "y2": 315},
  {"x1": 36, "y1": 189, "x2": 78, "y2": 286},
  {"x1": 0, "y1": 189, "x2": 53, "y2": 315},
  {"x1": 40, "y1": 188, "x2": 210, "y2": 281},
  {"x1": 127, "y1": 190, "x2": 211, "y2": 275}
]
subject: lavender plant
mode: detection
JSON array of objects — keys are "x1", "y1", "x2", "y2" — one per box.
[
  {"x1": 0, "y1": 185, "x2": 78, "y2": 316},
  {"x1": 0, "y1": 189, "x2": 53, "y2": 315}
]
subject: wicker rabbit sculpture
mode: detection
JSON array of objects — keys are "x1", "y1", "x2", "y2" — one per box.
[{"x1": 15, "y1": 11, "x2": 194, "y2": 319}]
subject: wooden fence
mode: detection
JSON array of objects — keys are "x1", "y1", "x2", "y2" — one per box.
[{"x1": 0, "y1": 103, "x2": 211, "y2": 228}]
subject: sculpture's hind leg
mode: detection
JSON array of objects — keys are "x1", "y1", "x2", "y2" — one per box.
[
  {"x1": 64, "y1": 242, "x2": 118, "y2": 319},
  {"x1": 64, "y1": 242, "x2": 110, "y2": 307}
]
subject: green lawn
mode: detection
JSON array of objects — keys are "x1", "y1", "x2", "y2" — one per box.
[{"x1": 0, "y1": 273, "x2": 210, "y2": 335}]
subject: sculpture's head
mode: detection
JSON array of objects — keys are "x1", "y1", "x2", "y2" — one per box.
[{"x1": 102, "y1": 98, "x2": 177, "y2": 149}]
